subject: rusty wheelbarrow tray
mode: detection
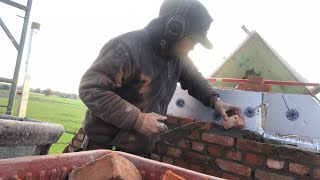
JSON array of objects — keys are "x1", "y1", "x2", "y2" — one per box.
[{"x1": 0, "y1": 150, "x2": 223, "y2": 180}]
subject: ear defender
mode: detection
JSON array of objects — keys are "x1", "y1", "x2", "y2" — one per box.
[{"x1": 163, "y1": 0, "x2": 195, "y2": 42}]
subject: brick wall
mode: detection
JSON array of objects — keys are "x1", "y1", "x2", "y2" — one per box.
[{"x1": 151, "y1": 116, "x2": 320, "y2": 180}]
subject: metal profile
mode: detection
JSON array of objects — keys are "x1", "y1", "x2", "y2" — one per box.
[{"x1": 0, "y1": 0, "x2": 33, "y2": 115}]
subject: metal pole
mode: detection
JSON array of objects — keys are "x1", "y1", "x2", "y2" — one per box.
[
  {"x1": 0, "y1": 0, "x2": 28, "y2": 11},
  {"x1": 241, "y1": 25, "x2": 250, "y2": 35},
  {"x1": 6, "y1": 0, "x2": 33, "y2": 115},
  {"x1": 0, "y1": 17, "x2": 19, "y2": 50},
  {"x1": 17, "y1": 22, "x2": 40, "y2": 117},
  {"x1": 207, "y1": 77, "x2": 320, "y2": 87}
]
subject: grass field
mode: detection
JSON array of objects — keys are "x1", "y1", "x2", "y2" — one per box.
[{"x1": 0, "y1": 90, "x2": 86, "y2": 154}]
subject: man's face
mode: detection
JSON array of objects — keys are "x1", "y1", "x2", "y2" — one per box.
[{"x1": 173, "y1": 36, "x2": 198, "y2": 56}]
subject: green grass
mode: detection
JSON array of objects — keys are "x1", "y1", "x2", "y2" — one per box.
[
  {"x1": 0, "y1": 90, "x2": 18, "y2": 114},
  {"x1": 0, "y1": 91, "x2": 86, "y2": 154},
  {"x1": 49, "y1": 133, "x2": 75, "y2": 154}
]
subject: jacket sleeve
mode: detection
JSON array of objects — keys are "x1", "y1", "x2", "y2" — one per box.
[
  {"x1": 179, "y1": 56, "x2": 220, "y2": 108},
  {"x1": 79, "y1": 40, "x2": 140, "y2": 130}
]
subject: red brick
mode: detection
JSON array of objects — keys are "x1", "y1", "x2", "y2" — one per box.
[
  {"x1": 313, "y1": 169, "x2": 320, "y2": 179},
  {"x1": 226, "y1": 150, "x2": 242, "y2": 161},
  {"x1": 237, "y1": 83, "x2": 272, "y2": 92},
  {"x1": 245, "y1": 153, "x2": 265, "y2": 166},
  {"x1": 180, "y1": 117, "x2": 194, "y2": 125},
  {"x1": 162, "y1": 156, "x2": 173, "y2": 164},
  {"x1": 247, "y1": 75, "x2": 264, "y2": 84},
  {"x1": 202, "y1": 133, "x2": 235, "y2": 146},
  {"x1": 236, "y1": 139, "x2": 274, "y2": 154},
  {"x1": 215, "y1": 159, "x2": 251, "y2": 177},
  {"x1": 166, "y1": 116, "x2": 179, "y2": 124},
  {"x1": 190, "y1": 164, "x2": 204, "y2": 173},
  {"x1": 289, "y1": 163, "x2": 310, "y2": 175},
  {"x1": 192, "y1": 141, "x2": 205, "y2": 152},
  {"x1": 177, "y1": 139, "x2": 189, "y2": 149},
  {"x1": 150, "y1": 153, "x2": 160, "y2": 161},
  {"x1": 255, "y1": 169, "x2": 293, "y2": 180},
  {"x1": 206, "y1": 168, "x2": 221, "y2": 177},
  {"x1": 68, "y1": 152, "x2": 142, "y2": 180},
  {"x1": 266, "y1": 159, "x2": 284, "y2": 170},
  {"x1": 188, "y1": 129, "x2": 200, "y2": 140},
  {"x1": 263, "y1": 84, "x2": 272, "y2": 92},
  {"x1": 223, "y1": 115, "x2": 244, "y2": 129},
  {"x1": 278, "y1": 146, "x2": 320, "y2": 164},
  {"x1": 162, "y1": 170, "x2": 186, "y2": 180},
  {"x1": 182, "y1": 152, "x2": 210, "y2": 165},
  {"x1": 174, "y1": 160, "x2": 188, "y2": 169},
  {"x1": 235, "y1": 82, "x2": 248, "y2": 90},
  {"x1": 222, "y1": 173, "x2": 240, "y2": 180},
  {"x1": 236, "y1": 82, "x2": 262, "y2": 92},
  {"x1": 207, "y1": 146, "x2": 222, "y2": 157},
  {"x1": 156, "y1": 144, "x2": 182, "y2": 158}
]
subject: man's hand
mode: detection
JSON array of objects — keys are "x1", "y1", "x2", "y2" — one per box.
[
  {"x1": 134, "y1": 112, "x2": 168, "y2": 136},
  {"x1": 214, "y1": 101, "x2": 243, "y2": 121}
]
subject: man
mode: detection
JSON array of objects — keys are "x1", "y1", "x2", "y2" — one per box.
[{"x1": 79, "y1": 0, "x2": 242, "y2": 154}]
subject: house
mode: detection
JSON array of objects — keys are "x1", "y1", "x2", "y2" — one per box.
[{"x1": 210, "y1": 31, "x2": 313, "y2": 95}]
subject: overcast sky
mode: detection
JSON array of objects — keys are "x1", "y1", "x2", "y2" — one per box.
[{"x1": 1, "y1": 0, "x2": 320, "y2": 94}]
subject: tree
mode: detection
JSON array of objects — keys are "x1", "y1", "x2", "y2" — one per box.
[
  {"x1": 0, "y1": 83, "x2": 10, "y2": 90},
  {"x1": 34, "y1": 88, "x2": 41, "y2": 94},
  {"x1": 44, "y1": 88, "x2": 52, "y2": 96}
]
